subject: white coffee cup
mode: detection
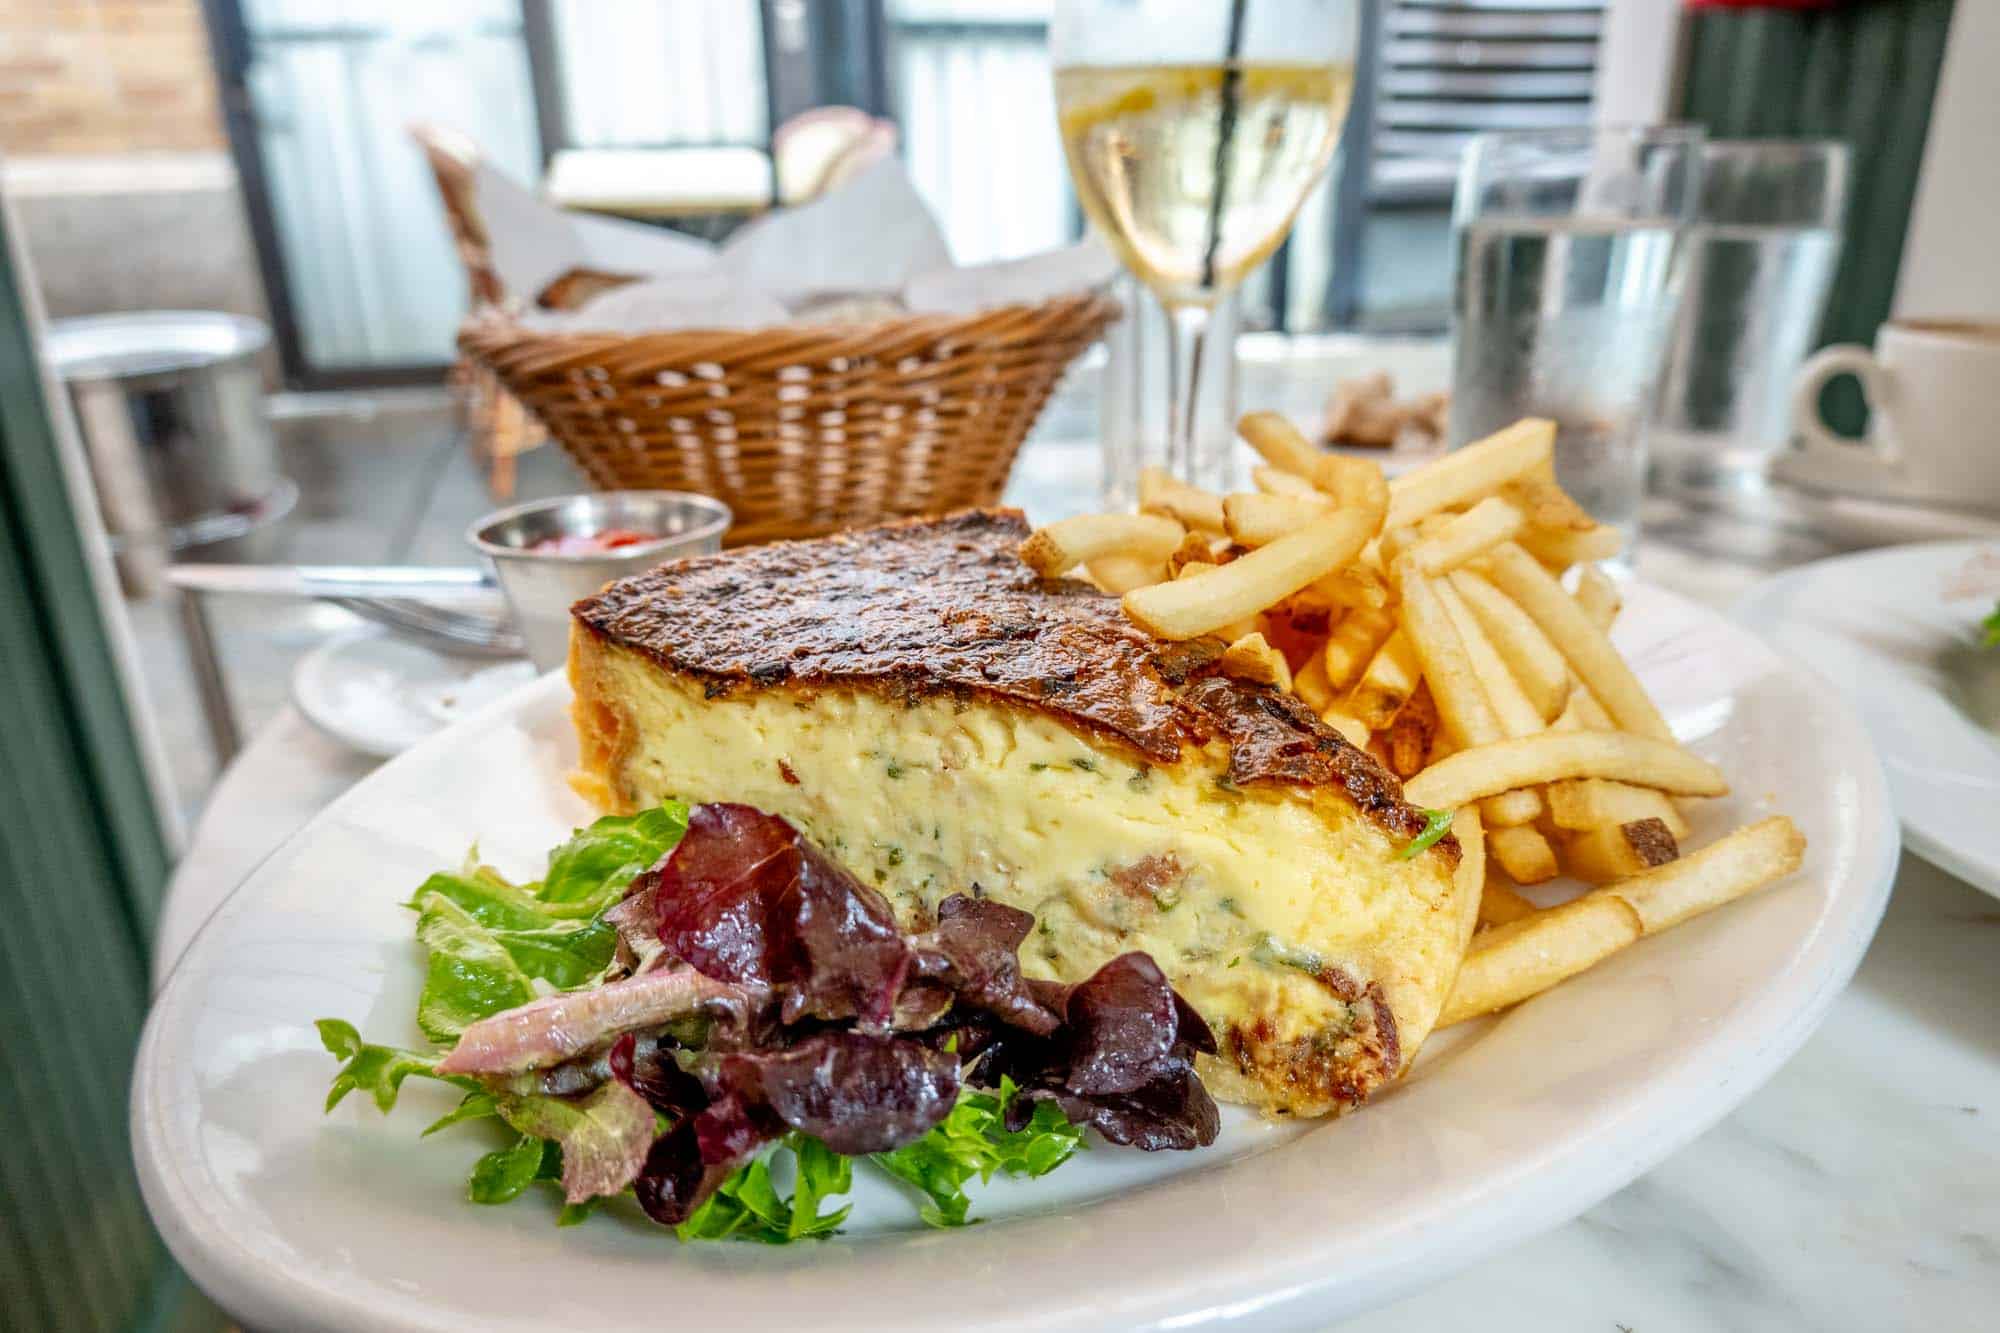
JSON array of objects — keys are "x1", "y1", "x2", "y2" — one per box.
[{"x1": 1785, "y1": 319, "x2": 2000, "y2": 511}]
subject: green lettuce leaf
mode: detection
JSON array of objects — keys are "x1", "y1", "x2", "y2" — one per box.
[
  {"x1": 405, "y1": 860, "x2": 595, "y2": 929},
  {"x1": 422, "y1": 1088, "x2": 500, "y2": 1137},
  {"x1": 495, "y1": 1079, "x2": 656, "y2": 1204},
  {"x1": 1982, "y1": 602, "x2": 1999, "y2": 648},
  {"x1": 413, "y1": 895, "x2": 540, "y2": 1043},
  {"x1": 676, "y1": 1133, "x2": 853, "y2": 1243},
  {"x1": 316, "y1": 1018, "x2": 475, "y2": 1113},
  {"x1": 410, "y1": 896, "x2": 618, "y2": 1043},
  {"x1": 538, "y1": 804, "x2": 689, "y2": 907},
  {"x1": 467, "y1": 1134, "x2": 549, "y2": 1205},
  {"x1": 870, "y1": 1079, "x2": 1082, "y2": 1228}
]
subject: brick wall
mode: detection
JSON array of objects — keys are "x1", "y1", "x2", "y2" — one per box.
[{"x1": 0, "y1": 0, "x2": 223, "y2": 156}]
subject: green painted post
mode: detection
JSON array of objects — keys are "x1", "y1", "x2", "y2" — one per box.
[
  {"x1": 0, "y1": 208, "x2": 223, "y2": 1328},
  {"x1": 1677, "y1": 0, "x2": 1958, "y2": 436}
]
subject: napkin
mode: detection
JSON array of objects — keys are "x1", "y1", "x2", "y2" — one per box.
[{"x1": 476, "y1": 155, "x2": 1111, "y2": 334}]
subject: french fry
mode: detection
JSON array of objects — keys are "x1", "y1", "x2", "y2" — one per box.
[
  {"x1": 1086, "y1": 554, "x2": 1166, "y2": 594},
  {"x1": 1599, "y1": 816, "x2": 1804, "y2": 935},
  {"x1": 1409, "y1": 495, "x2": 1526, "y2": 576},
  {"x1": 1562, "y1": 817, "x2": 1679, "y2": 884},
  {"x1": 1384, "y1": 418, "x2": 1555, "y2": 529},
  {"x1": 1434, "y1": 576, "x2": 1543, "y2": 740},
  {"x1": 1219, "y1": 632, "x2": 1293, "y2": 692},
  {"x1": 1345, "y1": 628, "x2": 1422, "y2": 731},
  {"x1": 1313, "y1": 564, "x2": 1392, "y2": 611},
  {"x1": 1572, "y1": 564, "x2": 1621, "y2": 632},
  {"x1": 1501, "y1": 471, "x2": 1596, "y2": 531},
  {"x1": 1480, "y1": 788, "x2": 1545, "y2": 828},
  {"x1": 1384, "y1": 684, "x2": 1438, "y2": 778},
  {"x1": 1404, "y1": 731, "x2": 1728, "y2": 810},
  {"x1": 1488, "y1": 824, "x2": 1560, "y2": 884},
  {"x1": 1253, "y1": 465, "x2": 1324, "y2": 500},
  {"x1": 1546, "y1": 778, "x2": 1690, "y2": 839},
  {"x1": 1138, "y1": 467, "x2": 1226, "y2": 533},
  {"x1": 1238, "y1": 410, "x2": 1322, "y2": 475},
  {"x1": 1310, "y1": 453, "x2": 1391, "y2": 528},
  {"x1": 1448, "y1": 569, "x2": 1570, "y2": 722},
  {"x1": 1122, "y1": 509, "x2": 1375, "y2": 641},
  {"x1": 1396, "y1": 559, "x2": 1552, "y2": 825},
  {"x1": 1165, "y1": 530, "x2": 1218, "y2": 577},
  {"x1": 1292, "y1": 644, "x2": 1336, "y2": 712},
  {"x1": 1320, "y1": 706, "x2": 1370, "y2": 749},
  {"x1": 1477, "y1": 877, "x2": 1539, "y2": 928},
  {"x1": 1020, "y1": 512, "x2": 1184, "y2": 577},
  {"x1": 1553, "y1": 680, "x2": 1615, "y2": 732},
  {"x1": 1438, "y1": 891, "x2": 1644, "y2": 1026},
  {"x1": 1427, "y1": 724, "x2": 1458, "y2": 764},
  {"x1": 1450, "y1": 805, "x2": 1486, "y2": 957},
  {"x1": 1321, "y1": 605, "x2": 1395, "y2": 692},
  {"x1": 1378, "y1": 524, "x2": 1423, "y2": 569},
  {"x1": 1393, "y1": 558, "x2": 1501, "y2": 749},
  {"x1": 1482, "y1": 542, "x2": 1672, "y2": 741},
  {"x1": 1224, "y1": 492, "x2": 1332, "y2": 547},
  {"x1": 1520, "y1": 523, "x2": 1624, "y2": 570}
]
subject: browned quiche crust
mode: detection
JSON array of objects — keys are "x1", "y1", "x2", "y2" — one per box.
[{"x1": 571, "y1": 508, "x2": 1453, "y2": 855}]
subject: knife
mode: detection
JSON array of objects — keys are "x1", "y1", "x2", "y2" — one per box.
[{"x1": 166, "y1": 563, "x2": 507, "y2": 609}]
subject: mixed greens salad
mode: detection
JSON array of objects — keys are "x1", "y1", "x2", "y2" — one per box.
[{"x1": 318, "y1": 801, "x2": 1217, "y2": 1241}]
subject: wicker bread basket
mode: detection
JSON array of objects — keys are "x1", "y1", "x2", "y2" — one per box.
[{"x1": 458, "y1": 294, "x2": 1117, "y2": 547}]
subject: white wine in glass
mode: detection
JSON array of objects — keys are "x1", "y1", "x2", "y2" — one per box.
[{"x1": 1053, "y1": 0, "x2": 1358, "y2": 483}]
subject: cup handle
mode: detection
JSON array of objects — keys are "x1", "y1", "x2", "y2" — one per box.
[{"x1": 1790, "y1": 343, "x2": 1899, "y2": 467}]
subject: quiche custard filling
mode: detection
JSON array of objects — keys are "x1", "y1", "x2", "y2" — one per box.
[{"x1": 574, "y1": 640, "x2": 1465, "y2": 1116}]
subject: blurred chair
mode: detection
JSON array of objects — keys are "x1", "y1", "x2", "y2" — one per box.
[
  {"x1": 773, "y1": 106, "x2": 899, "y2": 206},
  {"x1": 410, "y1": 122, "x2": 543, "y2": 497}
]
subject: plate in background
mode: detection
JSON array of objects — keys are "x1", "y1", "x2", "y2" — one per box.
[
  {"x1": 292, "y1": 627, "x2": 536, "y2": 758},
  {"x1": 1737, "y1": 539, "x2": 2000, "y2": 898},
  {"x1": 134, "y1": 583, "x2": 1896, "y2": 1331}
]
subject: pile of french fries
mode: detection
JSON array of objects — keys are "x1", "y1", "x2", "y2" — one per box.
[{"x1": 1019, "y1": 412, "x2": 1807, "y2": 1026}]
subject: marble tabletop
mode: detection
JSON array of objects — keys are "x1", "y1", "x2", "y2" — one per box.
[{"x1": 149, "y1": 341, "x2": 2000, "y2": 1330}]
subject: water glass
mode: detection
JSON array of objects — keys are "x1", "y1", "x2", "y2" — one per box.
[
  {"x1": 1449, "y1": 126, "x2": 1705, "y2": 549},
  {"x1": 1650, "y1": 140, "x2": 1849, "y2": 491}
]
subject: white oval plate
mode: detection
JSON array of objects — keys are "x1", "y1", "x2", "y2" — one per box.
[
  {"x1": 1736, "y1": 539, "x2": 2000, "y2": 898},
  {"x1": 134, "y1": 584, "x2": 1897, "y2": 1332},
  {"x1": 292, "y1": 628, "x2": 536, "y2": 759}
]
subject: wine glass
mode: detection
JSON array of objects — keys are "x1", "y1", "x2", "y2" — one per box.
[{"x1": 1052, "y1": 0, "x2": 1360, "y2": 487}]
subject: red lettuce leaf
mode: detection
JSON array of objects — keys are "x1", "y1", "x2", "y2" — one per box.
[
  {"x1": 718, "y1": 1031, "x2": 961, "y2": 1156},
  {"x1": 978, "y1": 953, "x2": 1220, "y2": 1152},
  {"x1": 910, "y1": 896, "x2": 1061, "y2": 1036},
  {"x1": 642, "y1": 803, "x2": 910, "y2": 1029}
]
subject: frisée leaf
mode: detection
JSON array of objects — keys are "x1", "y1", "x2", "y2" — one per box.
[
  {"x1": 316, "y1": 1019, "x2": 476, "y2": 1113},
  {"x1": 871, "y1": 1078, "x2": 1081, "y2": 1227},
  {"x1": 675, "y1": 1133, "x2": 853, "y2": 1243}
]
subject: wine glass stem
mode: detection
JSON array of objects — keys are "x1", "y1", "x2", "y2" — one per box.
[{"x1": 1164, "y1": 302, "x2": 1213, "y2": 483}]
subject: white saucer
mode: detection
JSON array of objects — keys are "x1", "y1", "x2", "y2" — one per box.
[
  {"x1": 291, "y1": 628, "x2": 537, "y2": 758},
  {"x1": 1736, "y1": 540, "x2": 2000, "y2": 897}
]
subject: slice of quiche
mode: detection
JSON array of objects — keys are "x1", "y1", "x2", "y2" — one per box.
[{"x1": 568, "y1": 509, "x2": 1474, "y2": 1118}]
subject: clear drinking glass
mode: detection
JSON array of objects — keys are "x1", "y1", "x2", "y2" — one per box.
[
  {"x1": 1100, "y1": 275, "x2": 1242, "y2": 508},
  {"x1": 1449, "y1": 125, "x2": 1705, "y2": 550},
  {"x1": 1649, "y1": 139, "x2": 1849, "y2": 492},
  {"x1": 1052, "y1": 0, "x2": 1360, "y2": 490}
]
